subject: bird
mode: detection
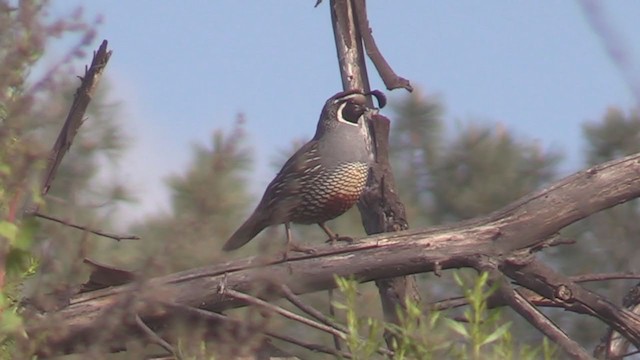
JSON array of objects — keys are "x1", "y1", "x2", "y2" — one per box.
[{"x1": 222, "y1": 89, "x2": 386, "y2": 253}]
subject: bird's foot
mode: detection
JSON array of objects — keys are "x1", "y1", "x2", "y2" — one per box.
[
  {"x1": 324, "y1": 235, "x2": 354, "y2": 245},
  {"x1": 290, "y1": 242, "x2": 317, "y2": 254},
  {"x1": 281, "y1": 242, "x2": 317, "y2": 261}
]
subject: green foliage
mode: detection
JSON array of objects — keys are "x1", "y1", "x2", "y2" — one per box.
[
  {"x1": 386, "y1": 295, "x2": 450, "y2": 359},
  {"x1": 431, "y1": 124, "x2": 559, "y2": 222},
  {"x1": 0, "y1": 215, "x2": 40, "y2": 358},
  {"x1": 335, "y1": 274, "x2": 557, "y2": 359},
  {"x1": 167, "y1": 118, "x2": 251, "y2": 223},
  {"x1": 5, "y1": 219, "x2": 39, "y2": 278},
  {"x1": 334, "y1": 276, "x2": 384, "y2": 359},
  {"x1": 445, "y1": 272, "x2": 511, "y2": 359},
  {"x1": 390, "y1": 90, "x2": 560, "y2": 226},
  {"x1": 583, "y1": 107, "x2": 640, "y2": 165},
  {"x1": 390, "y1": 90, "x2": 444, "y2": 224},
  {"x1": 131, "y1": 116, "x2": 252, "y2": 272},
  {"x1": 175, "y1": 339, "x2": 217, "y2": 360}
]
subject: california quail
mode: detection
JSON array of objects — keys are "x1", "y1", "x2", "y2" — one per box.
[{"x1": 222, "y1": 89, "x2": 386, "y2": 252}]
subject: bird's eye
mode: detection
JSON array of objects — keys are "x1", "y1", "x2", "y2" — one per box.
[{"x1": 339, "y1": 102, "x2": 365, "y2": 124}]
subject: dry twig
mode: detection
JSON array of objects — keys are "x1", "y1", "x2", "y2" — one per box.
[
  {"x1": 135, "y1": 314, "x2": 178, "y2": 359},
  {"x1": 164, "y1": 302, "x2": 353, "y2": 358},
  {"x1": 223, "y1": 289, "x2": 348, "y2": 341},
  {"x1": 33, "y1": 211, "x2": 139, "y2": 241},
  {"x1": 222, "y1": 288, "x2": 394, "y2": 357},
  {"x1": 280, "y1": 284, "x2": 349, "y2": 334},
  {"x1": 578, "y1": 0, "x2": 640, "y2": 104}
]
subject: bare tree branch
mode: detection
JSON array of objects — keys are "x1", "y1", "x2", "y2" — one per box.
[
  {"x1": 81, "y1": 258, "x2": 136, "y2": 292},
  {"x1": 330, "y1": 0, "x2": 371, "y2": 94},
  {"x1": 503, "y1": 258, "x2": 640, "y2": 347},
  {"x1": 487, "y1": 268, "x2": 592, "y2": 360},
  {"x1": 40, "y1": 40, "x2": 112, "y2": 196},
  {"x1": 578, "y1": 0, "x2": 640, "y2": 105},
  {"x1": 327, "y1": 287, "x2": 342, "y2": 351},
  {"x1": 430, "y1": 272, "x2": 640, "y2": 312},
  {"x1": 135, "y1": 314, "x2": 178, "y2": 359},
  {"x1": 594, "y1": 281, "x2": 640, "y2": 359},
  {"x1": 352, "y1": 0, "x2": 413, "y2": 91},
  {"x1": 223, "y1": 289, "x2": 349, "y2": 346},
  {"x1": 165, "y1": 303, "x2": 351, "y2": 359},
  {"x1": 571, "y1": 273, "x2": 640, "y2": 284},
  {"x1": 32, "y1": 211, "x2": 139, "y2": 242},
  {"x1": 280, "y1": 284, "x2": 349, "y2": 334}
]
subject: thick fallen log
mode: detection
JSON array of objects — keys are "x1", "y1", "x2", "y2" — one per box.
[{"x1": 27, "y1": 151, "x2": 640, "y2": 356}]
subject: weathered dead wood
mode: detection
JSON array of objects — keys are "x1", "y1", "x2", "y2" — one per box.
[
  {"x1": 40, "y1": 40, "x2": 112, "y2": 196},
  {"x1": 485, "y1": 154, "x2": 640, "y2": 252},
  {"x1": 357, "y1": 114, "x2": 422, "y2": 348},
  {"x1": 330, "y1": 0, "x2": 420, "y2": 350},
  {"x1": 486, "y1": 266, "x2": 592, "y2": 359},
  {"x1": 27, "y1": 41, "x2": 135, "y2": 243},
  {"x1": 352, "y1": 0, "x2": 413, "y2": 92},
  {"x1": 595, "y1": 281, "x2": 640, "y2": 359},
  {"x1": 27, "y1": 151, "x2": 640, "y2": 355},
  {"x1": 503, "y1": 258, "x2": 640, "y2": 348},
  {"x1": 430, "y1": 272, "x2": 640, "y2": 312}
]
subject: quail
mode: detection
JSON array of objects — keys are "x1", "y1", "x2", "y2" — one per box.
[{"x1": 222, "y1": 89, "x2": 386, "y2": 252}]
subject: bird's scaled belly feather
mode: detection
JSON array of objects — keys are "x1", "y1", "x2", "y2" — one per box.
[{"x1": 290, "y1": 162, "x2": 368, "y2": 224}]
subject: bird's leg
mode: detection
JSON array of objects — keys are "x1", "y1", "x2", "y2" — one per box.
[
  {"x1": 319, "y1": 222, "x2": 353, "y2": 244},
  {"x1": 283, "y1": 223, "x2": 316, "y2": 260}
]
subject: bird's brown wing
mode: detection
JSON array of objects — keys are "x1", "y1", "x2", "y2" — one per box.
[
  {"x1": 258, "y1": 139, "x2": 321, "y2": 224},
  {"x1": 221, "y1": 140, "x2": 321, "y2": 251}
]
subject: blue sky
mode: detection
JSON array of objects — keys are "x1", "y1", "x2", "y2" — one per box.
[{"x1": 50, "y1": 2, "x2": 640, "y2": 224}]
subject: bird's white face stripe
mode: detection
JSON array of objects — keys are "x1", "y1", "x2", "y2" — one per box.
[
  {"x1": 332, "y1": 93, "x2": 365, "y2": 104},
  {"x1": 336, "y1": 102, "x2": 359, "y2": 126}
]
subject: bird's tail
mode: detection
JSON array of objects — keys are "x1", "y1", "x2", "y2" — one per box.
[{"x1": 222, "y1": 213, "x2": 268, "y2": 251}]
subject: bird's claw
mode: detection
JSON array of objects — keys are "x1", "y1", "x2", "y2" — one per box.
[
  {"x1": 325, "y1": 235, "x2": 354, "y2": 245},
  {"x1": 282, "y1": 242, "x2": 317, "y2": 260}
]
